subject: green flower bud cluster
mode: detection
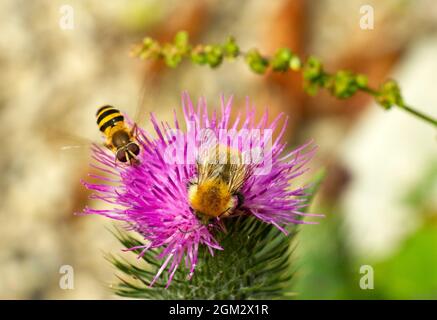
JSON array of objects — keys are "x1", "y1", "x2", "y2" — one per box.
[
  {"x1": 132, "y1": 31, "x2": 436, "y2": 128},
  {"x1": 134, "y1": 33, "x2": 304, "y2": 74},
  {"x1": 244, "y1": 47, "x2": 302, "y2": 74},
  {"x1": 190, "y1": 43, "x2": 233, "y2": 68},
  {"x1": 302, "y1": 56, "x2": 324, "y2": 95},
  {"x1": 136, "y1": 37, "x2": 161, "y2": 60},
  {"x1": 163, "y1": 31, "x2": 190, "y2": 68},
  {"x1": 375, "y1": 80, "x2": 403, "y2": 110},
  {"x1": 271, "y1": 48, "x2": 301, "y2": 72},
  {"x1": 245, "y1": 49, "x2": 269, "y2": 74},
  {"x1": 223, "y1": 36, "x2": 239, "y2": 58},
  {"x1": 327, "y1": 71, "x2": 368, "y2": 99},
  {"x1": 303, "y1": 57, "x2": 368, "y2": 98},
  {"x1": 135, "y1": 31, "x2": 240, "y2": 69}
]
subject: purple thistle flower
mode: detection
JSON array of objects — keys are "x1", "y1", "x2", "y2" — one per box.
[{"x1": 82, "y1": 92, "x2": 321, "y2": 287}]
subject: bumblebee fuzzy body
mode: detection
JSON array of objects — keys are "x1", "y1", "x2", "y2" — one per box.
[
  {"x1": 96, "y1": 105, "x2": 140, "y2": 164},
  {"x1": 188, "y1": 178, "x2": 236, "y2": 219},
  {"x1": 188, "y1": 145, "x2": 248, "y2": 223}
]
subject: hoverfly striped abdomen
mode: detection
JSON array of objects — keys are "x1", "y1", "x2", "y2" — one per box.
[{"x1": 96, "y1": 105, "x2": 124, "y2": 136}]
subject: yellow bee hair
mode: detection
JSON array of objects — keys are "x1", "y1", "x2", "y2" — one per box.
[{"x1": 188, "y1": 178, "x2": 236, "y2": 219}]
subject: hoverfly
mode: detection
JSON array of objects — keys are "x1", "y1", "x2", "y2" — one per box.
[
  {"x1": 95, "y1": 105, "x2": 140, "y2": 165},
  {"x1": 55, "y1": 79, "x2": 154, "y2": 166}
]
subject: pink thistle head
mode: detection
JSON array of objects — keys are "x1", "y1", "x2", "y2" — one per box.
[{"x1": 82, "y1": 92, "x2": 321, "y2": 287}]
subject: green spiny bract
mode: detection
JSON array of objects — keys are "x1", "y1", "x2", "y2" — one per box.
[{"x1": 109, "y1": 217, "x2": 297, "y2": 299}]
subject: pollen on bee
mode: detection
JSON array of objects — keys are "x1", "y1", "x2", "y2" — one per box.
[{"x1": 188, "y1": 179, "x2": 235, "y2": 218}]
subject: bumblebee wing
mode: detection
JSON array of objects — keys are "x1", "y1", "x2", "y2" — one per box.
[
  {"x1": 196, "y1": 159, "x2": 219, "y2": 184},
  {"x1": 196, "y1": 145, "x2": 249, "y2": 193},
  {"x1": 226, "y1": 163, "x2": 249, "y2": 194},
  {"x1": 196, "y1": 143, "x2": 224, "y2": 181}
]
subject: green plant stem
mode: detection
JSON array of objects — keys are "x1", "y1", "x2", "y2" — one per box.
[
  {"x1": 398, "y1": 104, "x2": 437, "y2": 127},
  {"x1": 133, "y1": 32, "x2": 437, "y2": 129},
  {"x1": 360, "y1": 87, "x2": 437, "y2": 127}
]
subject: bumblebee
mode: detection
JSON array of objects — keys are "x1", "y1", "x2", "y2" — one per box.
[
  {"x1": 96, "y1": 105, "x2": 140, "y2": 164},
  {"x1": 188, "y1": 145, "x2": 249, "y2": 224}
]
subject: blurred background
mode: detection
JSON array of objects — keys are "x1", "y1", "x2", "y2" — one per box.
[{"x1": 0, "y1": 0, "x2": 436, "y2": 299}]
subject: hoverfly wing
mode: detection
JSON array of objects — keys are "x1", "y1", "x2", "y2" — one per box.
[
  {"x1": 131, "y1": 71, "x2": 154, "y2": 125},
  {"x1": 42, "y1": 126, "x2": 100, "y2": 162}
]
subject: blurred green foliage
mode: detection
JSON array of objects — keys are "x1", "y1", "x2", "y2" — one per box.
[
  {"x1": 404, "y1": 161, "x2": 437, "y2": 212},
  {"x1": 295, "y1": 165, "x2": 437, "y2": 299},
  {"x1": 374, "y1": 224, "x2": 437, "y2": 299},
  {"x1": 119, "y1": 0, "x2": 164, "y2": 31}
]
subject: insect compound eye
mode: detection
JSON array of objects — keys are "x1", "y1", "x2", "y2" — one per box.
[
  {"x1": 116, "y1": 149, "x2": 128, "y2": 162},
  {"x1": 127, "y1": 143, "x2": 140, "y2": 156}
]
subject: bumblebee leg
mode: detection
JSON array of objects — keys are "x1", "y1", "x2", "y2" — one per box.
[
  {"x1": 218, "y1": 207, "x2": 232, "y2": 218},
  {"x1": 233, "y1": 208, "x2": 249, "y2": 217},
  {"x1": 178, "y1": 226, "x2": 202, "y2": 234}
]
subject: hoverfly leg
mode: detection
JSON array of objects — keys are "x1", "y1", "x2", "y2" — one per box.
[
  {"x1": 103, "y1": 142, "x2": 112, "y2": 151},
  {"x1": 129, "y1": 155, "x2": 140, "y2": 166},
  {"x1": 126, "y1": 149, "x2": 140, "y2": 166},
  {"x1": 130, "y1": 123, "x2": 138, "y2": 137}
]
